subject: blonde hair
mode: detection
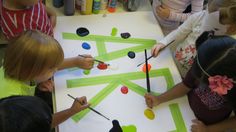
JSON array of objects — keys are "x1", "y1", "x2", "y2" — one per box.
[
  {"x1": 3, "y1": 30, "x2": 64, "y2": 81},
  {"x1": 218, "y1": 0, "x2": 236, "y2": 24}
]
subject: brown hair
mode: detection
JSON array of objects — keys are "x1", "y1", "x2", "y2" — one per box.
[
  {"x1": 220, "y1": 5, "x2": 236, "y2": 24},
  {"x1": 3, "y1": 30, "x2": 64, "y2": 81}
]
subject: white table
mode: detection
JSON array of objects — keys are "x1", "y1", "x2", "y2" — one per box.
[{"x1": 53, "y1": 11, "x2": 195, "y2": 132}]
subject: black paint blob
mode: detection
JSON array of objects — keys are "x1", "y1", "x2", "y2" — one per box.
[
  {"x1": 76, "y1": 27, "x2": 89, "y2": 37},
  {"x1": 121, "y1": 32, "x2": 131, "y2": 39},
  {"x1": 127, "y1": 51, "x2": 135, "y2": 59},
  {"x1": 109, "y1": 120, "x2": 123, "y2": 132}
]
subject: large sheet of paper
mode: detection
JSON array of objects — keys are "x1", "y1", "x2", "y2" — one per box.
[{"x1": 53, "y1": 11, "x2": 195, "y2": 132}]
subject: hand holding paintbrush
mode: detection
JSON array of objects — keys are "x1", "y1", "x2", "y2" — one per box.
[
  {"x1": 69, "y1": 95, "x2": 90, "y2": 113},
  {"x1": 68, "y1": 94, "x2": 110, "y2": 121},
  {"x1": 137, "y1": 40, "x2": 175, "y2": 67},
  {"x1": 78, "y1": 55, "x2": 110, "y2": 66}
]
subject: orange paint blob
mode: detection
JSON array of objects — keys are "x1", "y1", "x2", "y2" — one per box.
[
  {"x1": 144, "y1": 108, "x2": 155, "y2": 120},
  {"x1": 97, "y1": 63, "x2": 108, "y2": 70},
  {"x1": 142, "y1": 64, "x2": 152, "y2": 73}
]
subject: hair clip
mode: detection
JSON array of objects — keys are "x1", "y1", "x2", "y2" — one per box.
[{"x1": 196, "y1": 54, "x2": 235, "y2": 95}]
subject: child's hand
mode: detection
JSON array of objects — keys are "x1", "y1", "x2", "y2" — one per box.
[
  {"x1": 50, "y1": 15, "x2": 57, "y2": 28},
  {"x1": 37, "y1": 79, "x2": 54, "y2": 92},
  {"x1": 144, "y1": 93, "x2": 160, "y2": 108},
  {"x1": 76, "y1": 54, "x2": 95, "y2": 70},
  {"x1": 45, "y1": 6, "x2": 57, "y2": 27},
  {"x1": 191, "y1": 119, "x2": 207, "y2": 132},
  {"x1": 151, "y1": 43, "x2": 165, "y2": 57},
  {"x1": 70, "y1": 96, "x2": 90, "y2": 114},
  {"x1": 156, "y1": 5, "x2": 170, "y2": 19}
]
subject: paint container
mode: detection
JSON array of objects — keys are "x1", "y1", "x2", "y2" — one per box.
[
  {"x1": 107, "y1": 0, "x2": 116, "y2": 13},
  {"x1": 53, "y1": 0, "x2": 63, "y2": 8},
  {"x1": 92, "y1": 0, "x2": 101, "y2": 14},
  {"x1": 75, "y1": 0, "x2": 82, "y2": 10},
  {"x1": 100, "y1": 0, "x2": 108, "y2": 10},
  {"x1": 64, "y1": 0, "x2": 75, "y2": 16},
  {"x1": 81, "y1": 0, "x2": 93, "y2": 15}
]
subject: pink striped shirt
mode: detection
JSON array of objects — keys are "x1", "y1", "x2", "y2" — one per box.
[
  {"x1": 0, "y1": 0, "x2": 53, "y2": 40},
  {"x1": 153, "y1": 0, "x2": 204, "y2": 35}
]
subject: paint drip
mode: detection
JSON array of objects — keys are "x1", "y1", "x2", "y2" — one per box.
[
  {"x1": 109, "y1": 120, "x2": 122, "y2": 132},
  {"x1": 83, "y1": 70, "x2": 90, "y2": 75},
  {"x1": 111, "y1": 27, "x2": 118, "y2": 36},
  {"x1": 144, "y1": 108, "x2": 155, "y2": 120},
  {"x1": 127, "y1": 51, "x2": 135, "y2": 59},
  {"x1": 142, "y1": 64, "x2": 151, "y2": 73},
  {"x1": 82, "y1": 42, "x2": 91, "y2": 50},
  {"x1": 121, "y1": 86, "x2": 128, "y2": 94},
  {"x1": 122, "y1": 125, "x2": 137, "y2": 132},
  {"x1": 97, "y1": 63, "x2": 108, "y2": 70},
  {"x1": 76, "y1": 27, "x2": 89, "y2": 37}
]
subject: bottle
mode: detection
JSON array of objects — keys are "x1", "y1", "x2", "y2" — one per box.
[
  {"x1": 107, "y1": 0, "x2": 116, "y2": 13},
  {"x1": 64, "y1": 0, "x2": 75, "y2": 15},
  {"x1": 100, "y1": 0, "x2": 108, "y2": 10},
  {"x1": 75, "y1": 0, "x2": 82, "y2": 10},
  {"x1": 92, "y1": 0, "x2": 101, "y2": 14},
  {"x1": 53, "y1": 0, "x2": 64, "y2": 8},
  {"x1": 81, "y1": 0, "x2": 93, "y2": 15}
]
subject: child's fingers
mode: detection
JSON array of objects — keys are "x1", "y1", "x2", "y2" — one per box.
[
  {"x1": 144, "y1": 94, "x2": 153, "y2": 108},
  {"x1": 80, "y1": 103, "x2": 90, "y2": 110},
  {"x1": 76, "y1": 96, "x2": 87, "y2": 105},
  {"x1": 152, "y1": 45, "x2": 161, "y2": 57},
  {"x1": 156, "y1": 6, "x2": 162, "y2": 13},
  {"x1": 151, "y1": 46, "x2": 157, "y2": 57}
]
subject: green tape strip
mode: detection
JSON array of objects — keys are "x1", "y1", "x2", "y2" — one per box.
[
  {"x1": 67, "y1": 68, "x2": 170, "y2": 88},
  {"x1": 169, "y1": 103, "x2": 187, "y2": 132},
  {"x1": 121, "y1": 80, "x2": 161, "y2": 96},
  {"x1": 72, "y1": 81, "x2": 119, "y2": 122},
  {"x1": 96, "y1": 38, "x2": 107, "y2": 57},
  {"x1": 95, "y1": 45, "x2": 153, "y2": 61},
  {"x1": 62, "y1": 33, "x2": 156, "y2": 46},
  {"x1": 62, "y1": 32, "x2": 157, "y2": 68}
]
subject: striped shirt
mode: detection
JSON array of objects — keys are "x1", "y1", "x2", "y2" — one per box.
[
  {"x1": 0, "y1": 0, "x2": 53, "y2": 40},
  {"x1": 153, "y1": 0, "x2": 204, "y2": 35}
]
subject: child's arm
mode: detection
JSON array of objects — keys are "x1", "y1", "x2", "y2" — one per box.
[
  {"x1": 152, "y1": 12, "x2": 201, "y2": 57},
  {"x1": 145, "y1": 82, "x2": 191, "y2": 108},
  {"x1": 44, "y1": 5, "x2": 57, "y2": 28},
  {"x1": 58, "y1": 55, "x2": 94, "y2": 70},
  {"x1": 168, "y1": 0, "x2": 204, "y2": 22},
  {"x1": 51, "y1": 96, "x2": 90, "y2": 127},
  {"x1": 191, "y1": 117, "x2": 236, "y2": 132}
]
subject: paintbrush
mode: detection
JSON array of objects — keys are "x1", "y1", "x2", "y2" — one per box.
[
  {"x1": 67, "y1": 94, "x2": 110, "y2": 121},
  {"x1": 136, "y1": 40, "x2": 175, "y2": 67},
  {"x1": 144, "y1": 49, "x2": 151, "y2": 93},
  {"x1": 78, "y1": 55, "x2": 110, "y2": 66}
]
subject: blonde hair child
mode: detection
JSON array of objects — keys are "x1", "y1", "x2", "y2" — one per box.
[{"x1": 0, "y1": 30, "x2": 90, "y2": 127}]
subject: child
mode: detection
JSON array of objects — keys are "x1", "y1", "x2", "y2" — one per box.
[
  {"x1": 0, "y1": 0, "x2": 56, "y2": 40},
  {"x1": 152, "y1": 0, "x2": 204, "y2": 35},
  {"x1": 145, "y1": 36, "x2": 236, "y2": 131},
  {"x1": 0, "y1": 96, "x2": 52, "y2": 132},
  {"x1": 151, "y1": 0, "x2": 236, "y2": 77},
  {"x1": 0, "y1": 30, "x2": 90, "y2": 127},
  {"x1": 0, "y1": 0, "x2": 94, "y2": 79}
]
